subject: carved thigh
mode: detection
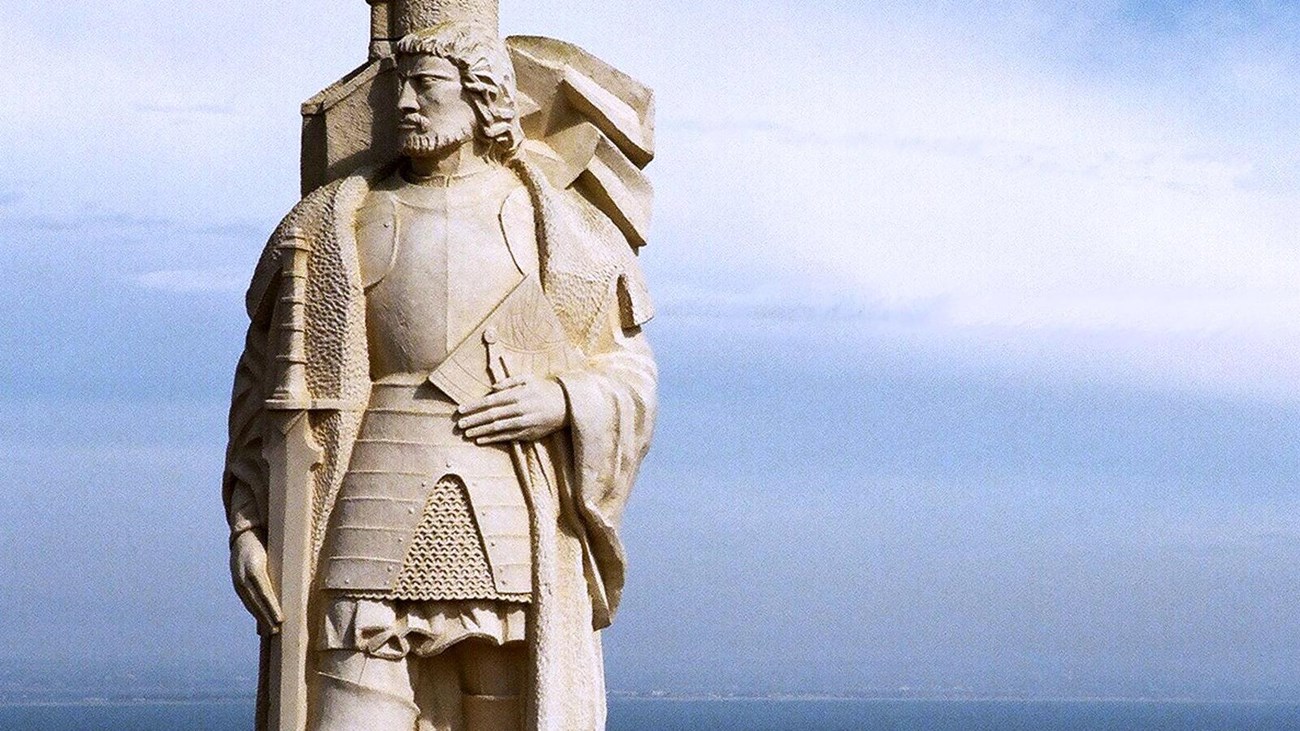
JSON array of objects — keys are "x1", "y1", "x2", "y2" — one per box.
[{"x1": 313, "y1": 650, "x2": 419, "y2": 731}]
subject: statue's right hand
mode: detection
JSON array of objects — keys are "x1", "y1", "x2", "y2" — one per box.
[{"x1": 230, "y1": 531, "x2": 285, "y2": 635}]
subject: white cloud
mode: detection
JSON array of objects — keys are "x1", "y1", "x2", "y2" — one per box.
[
  {"x1": 3, "y1": 0, "x2": 1297, "y2": 399},
  {"x1": 629, "y1": 1, "x2": 1300, "y2": 399}
]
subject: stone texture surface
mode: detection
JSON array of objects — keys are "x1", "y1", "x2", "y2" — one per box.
[
  {"x1": 223, "y1": 6, "x2": 657, "y2": 731},
  {"x1": 301, "y1": 33, "x2": 655, "y2": 253}
]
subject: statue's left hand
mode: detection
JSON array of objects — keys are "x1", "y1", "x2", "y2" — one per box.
[{"x1": 457, "y1": 375, "x2": 568, "y2": 444}]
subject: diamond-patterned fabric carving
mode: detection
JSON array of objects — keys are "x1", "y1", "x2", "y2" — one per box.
[{"x1": 390, "y1": 477, "x2": 529, "y2": 603}]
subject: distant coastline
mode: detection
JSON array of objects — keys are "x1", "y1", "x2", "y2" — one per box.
[{"x1": 3, "y1": 692, "x2": 1297, "y2": 708}]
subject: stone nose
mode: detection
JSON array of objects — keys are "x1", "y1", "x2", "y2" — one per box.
[{"x1": 397, "y1": 81, "x2": 419, "y2": 114}]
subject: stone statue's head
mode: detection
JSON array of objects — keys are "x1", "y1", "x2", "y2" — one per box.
[{"x1": 394, "y1": 22, "x2": 523, "y2": 163}]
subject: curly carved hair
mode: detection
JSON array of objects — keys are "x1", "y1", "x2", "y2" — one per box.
[{"x1": 395, "y1": 22, "x2": 524, "y2": 161}]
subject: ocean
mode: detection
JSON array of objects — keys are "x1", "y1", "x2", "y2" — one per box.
[{"x1": 0, "y1": 699, "x2": 1298, "y2": 730}]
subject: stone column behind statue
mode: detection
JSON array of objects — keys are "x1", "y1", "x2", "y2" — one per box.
[{"x1": 221, "y1": 2, "x2": 658, "y2": 729}]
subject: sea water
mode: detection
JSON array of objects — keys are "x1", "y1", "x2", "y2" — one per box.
[{"x1": 0, "y1": 698, "x2": 1298, "y2": 730}]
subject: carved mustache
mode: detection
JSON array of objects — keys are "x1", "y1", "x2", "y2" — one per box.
[{"x1": 399, "y1": 114, "x2": 430, "y2": 133}]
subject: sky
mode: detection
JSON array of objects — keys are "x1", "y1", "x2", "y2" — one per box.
[{"x1": 1, "y1": 0, "x2": 1298, "y2": 701}]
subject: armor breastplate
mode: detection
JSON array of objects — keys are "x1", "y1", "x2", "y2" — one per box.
[
  {"x1": 359, "y1": 168, "x2": 525, "y2": 381},
  {"x1": 322, "y1": 168, "x2": 577, "y2": 599}
]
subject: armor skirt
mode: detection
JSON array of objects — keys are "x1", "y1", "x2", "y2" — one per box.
[{"x1": 320, "y1": 596, "x2": 528, "y2": 660}]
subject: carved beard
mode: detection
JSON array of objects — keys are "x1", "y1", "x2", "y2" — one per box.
[{"x1": 399, "y1": 116, "x2": 476, "y2": 159}]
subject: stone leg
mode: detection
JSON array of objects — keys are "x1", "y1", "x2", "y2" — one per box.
[
  {"x1": 451, "y1": 639, "x2": 527, "y2": 731},
  {"x1": 313, "y1": 650, "x2": 420, "y2": 731}
]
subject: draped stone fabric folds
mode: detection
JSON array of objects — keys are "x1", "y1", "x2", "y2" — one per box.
[{"x1": 222, "y1": 160, "x2": 657, "y2": 730}]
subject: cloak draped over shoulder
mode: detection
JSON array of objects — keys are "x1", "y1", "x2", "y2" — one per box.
[{"x1": 222, "y1": 159, "x2": 656, "y2": 731}]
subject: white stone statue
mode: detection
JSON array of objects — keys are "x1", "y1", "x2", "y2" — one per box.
[{"x1": 221, "y1": 3, "x2": 657, "y2": 728}]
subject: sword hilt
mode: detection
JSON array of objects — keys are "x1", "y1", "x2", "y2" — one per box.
[{"x1": 269, "y1": 227, "x2": 311, "y2": 408}]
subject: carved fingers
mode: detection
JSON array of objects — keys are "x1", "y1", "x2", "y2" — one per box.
[
  {"x1": 230, "y1": 531, "x2": 284, "y2": 635},
  {"x1": 457, "y1": 376, "x2": 568, "y2": 444}
]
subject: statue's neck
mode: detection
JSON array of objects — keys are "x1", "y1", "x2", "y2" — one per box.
[{"x1": 404, "y1": 143, "x2": 494, "y2": 186}]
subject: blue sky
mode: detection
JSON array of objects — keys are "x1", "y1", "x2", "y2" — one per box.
[{"x1": 0, "y1": 0, "x2": 1297, "y2": 700}]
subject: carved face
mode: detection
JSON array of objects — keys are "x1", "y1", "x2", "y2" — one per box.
[{"x1": 396, "y1": 53, "x2": 478, "y2": 159}]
